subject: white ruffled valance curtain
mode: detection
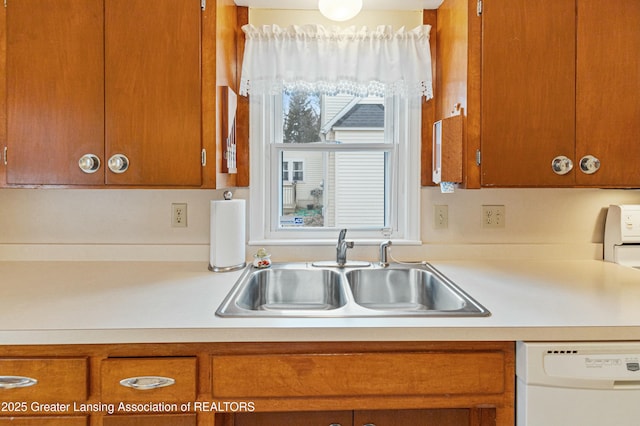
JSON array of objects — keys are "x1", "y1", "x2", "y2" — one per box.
[{"x1": 239, "y1": 24, "x2": 433, "y2": 100}]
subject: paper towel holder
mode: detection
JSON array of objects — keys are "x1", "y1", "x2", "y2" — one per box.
[{"x1": 208, "y1": 191, "x2": 247, "y2": 273}]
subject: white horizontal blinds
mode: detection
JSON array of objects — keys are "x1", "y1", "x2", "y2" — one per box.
[{"x1": 239, "y1": 24, "x2": 433, "y2": 99}]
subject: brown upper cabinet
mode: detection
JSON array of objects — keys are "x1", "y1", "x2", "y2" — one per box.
[
  {"x1": 574, "y1": 0, "x2": 640, "y2": 186},
  {"x1": 437, "y1": 0, "x2": 640, "y2": 188},
  {"x1": 6, "y1": 0, "x2": 106, "y2": 186},
  {"x1": 3, "y1": 0, "x2": 244, "y2": 188}
]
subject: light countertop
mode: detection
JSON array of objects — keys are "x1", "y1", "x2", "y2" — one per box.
[{"x1": 1, "y1": 259, "x2": 639, "y2": 345}]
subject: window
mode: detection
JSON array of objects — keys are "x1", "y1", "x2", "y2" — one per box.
[
  {"x1": 241, "y1": 24, "x2": 431, "y2": 245},
  {"x1": 282, "y1": 160, "x2": 304, "y2": 182},
  {"x1": 249, "y1": 90, "x2": 422, "y2": 244}
]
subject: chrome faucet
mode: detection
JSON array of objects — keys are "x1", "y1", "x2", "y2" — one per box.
[
  {"x1": 379, "y1": 240, "x2": 392, "y2": 267},
  {"x1": 336, "y1": 228, "x2": 354, "y2": 267}
]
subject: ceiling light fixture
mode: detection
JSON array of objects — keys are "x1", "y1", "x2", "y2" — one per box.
[{"x1": 318, "y1": 0, "x2": 363, "y2": 22}]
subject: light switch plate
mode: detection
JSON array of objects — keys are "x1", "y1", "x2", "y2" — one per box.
[{"x1": 434, "y1": 205, "x2": 448, "y2": 229}]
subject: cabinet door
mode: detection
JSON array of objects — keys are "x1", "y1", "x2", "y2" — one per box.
[
  {"x1": 102, "y1": 414, "x2": 196, "y2": 426},
  {"x1": 105, "y1": 0, "x2": 202, "y2": 186},
  {"x1": 233, "y1": 411, "x2": 352, "y2": 426},
  {"x1": 576, "y1": 0, "x2": 640, "y2": 186},
  {"x1": 354, "y1": 409, "x2": 469, "y2": 426},
  {"x1": 6, "y1": 0, "x2": 104, "y2": 185},
  {"x1": 481, "y1": 0, "x2": 576, "y2": 186}
]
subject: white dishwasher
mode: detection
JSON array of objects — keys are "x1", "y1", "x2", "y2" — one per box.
[{"x1": 516, "y1": 341, "x2": 640, "y2": 425}]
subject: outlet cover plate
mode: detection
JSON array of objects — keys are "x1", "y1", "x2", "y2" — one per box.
[
  {"x1": 172, "y1": 203, "x2": 188, "y2": 228},
  {"x1": 482, "y1": 205, "x2": 505, "y2": 228}
]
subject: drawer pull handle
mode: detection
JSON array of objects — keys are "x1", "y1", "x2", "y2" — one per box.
[
  {"x1": 119, "y1": 376, "x2": 176, "y2": 390},
  {"x1": 0, "y1": 376, "x2": 38, "y2": 389}
]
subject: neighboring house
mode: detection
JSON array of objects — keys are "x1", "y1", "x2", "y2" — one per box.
[
  {"x1": 282, "y1": 95, "x2": 385, "y2": 228},
  {"x1": 281, "y1": 151, "x2": 324, "y2": 213}
]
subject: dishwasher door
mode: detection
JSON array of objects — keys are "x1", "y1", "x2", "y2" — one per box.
[{"x1": 517, "y1": 341, "x2": 640, "y2": 426}]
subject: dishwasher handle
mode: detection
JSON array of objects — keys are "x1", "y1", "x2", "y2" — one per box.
[{"x1": 613, "y1": 380, "x2": 640, "y2": 390}]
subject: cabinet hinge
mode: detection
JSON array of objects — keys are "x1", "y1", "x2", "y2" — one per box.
[
  {"x1": 2, "y1": 147, "x2": 7, "y2": 165},
  {"x1": 476, "y1": 149, "x2": 481, "y2": 166},
  {"x1": 477, "y1": 0, "x2": 483, "y2": 16},
  {"x1": 201, "y1": 0, "x2": 206, "y2": 11},
  {"x1": 201, "y1": 149, "x2": 207, "y2": 167}
]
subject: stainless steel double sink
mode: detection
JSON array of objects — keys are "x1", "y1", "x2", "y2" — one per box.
[{"x1": 216, "y1": 262, "x2": 490, "y2": 317}]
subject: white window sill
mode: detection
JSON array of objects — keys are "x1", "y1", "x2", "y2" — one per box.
[{"x1": 248, "y1": 239, "x2": 422, "y2": 246}]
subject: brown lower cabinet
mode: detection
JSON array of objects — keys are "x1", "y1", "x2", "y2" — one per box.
[
  {"x1": 233, "y1": 408, "x2": 476, "y2": 426},
  {"x1": 0, "y1": 342, "x2": 514, "y2": 426},
  {"x1": 102, "y1": 414, "x2": 196, "y2": 426},
  {"x1": 233, "y1": 411, "x2": 352, "y2": 426}
]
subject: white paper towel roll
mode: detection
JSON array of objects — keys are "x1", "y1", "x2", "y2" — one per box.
[{"x1": 209, "y1": 199, "x2": 246, "y2": 272}]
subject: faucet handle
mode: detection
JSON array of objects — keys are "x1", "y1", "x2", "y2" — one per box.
[{"x1": 379, "y1": 240, "x2": 392, "y2": 267}]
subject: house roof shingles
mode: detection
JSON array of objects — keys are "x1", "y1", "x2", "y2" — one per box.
[{"x1": 333, "y1": 103, "x2": 384, "y2": 128}]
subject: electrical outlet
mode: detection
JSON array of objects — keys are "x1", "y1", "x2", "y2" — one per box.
[
  {"x1": 434, "y1": 205, "x2": 448, "y2": 229},
  {"x1": 172, "y1": 203, "x2": 188, "y2": 228},
  {"x1": 482, "y1": 205, "x2": 505, "y2": 228}
]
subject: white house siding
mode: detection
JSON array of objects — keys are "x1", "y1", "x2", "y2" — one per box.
[
  {"x1": 281, "y1": 151, "x2": 324, "y2": 208},
  {"x1": 334, "y1": 128, "x2": 384, "y2": 143},
  {"x1": 321, "y1": 94, "x2": 354, "y2": 128},
  {"x1": 326, "y1": 152, "x2": 336, "y2": 227},
  {"x1": 334, "y1": 151, "x2": 385, "y2": 227},
  {"x1": 333, "y1": 129, "x2": 386, "y2": 228}
]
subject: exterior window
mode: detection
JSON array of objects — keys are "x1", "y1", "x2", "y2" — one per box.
[
  {"x1": 249, "y1": 90, "x2": 421, "y2": 244},
  {"x1": 282, "y1": 160, "x2": 304, "y2": 182},
  {"x1": 292, "y1": 161, "x2": 304, "y2": 181}
]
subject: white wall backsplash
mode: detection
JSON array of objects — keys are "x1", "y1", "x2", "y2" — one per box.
[
  {"x1": 422, "y1": 187, "x2": 640, "y2": 244},
  {"x1": 0, "y1": 187, "x2": 638, "y2": 261}
]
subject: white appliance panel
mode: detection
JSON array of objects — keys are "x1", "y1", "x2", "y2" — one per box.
[{"x1": 517, "y1": 341, "x2": 640, "y2": 426}]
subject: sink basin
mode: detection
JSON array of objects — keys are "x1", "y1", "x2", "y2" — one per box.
[
  {"x1": 346, "y1": 267, "x2": 485, "y2": 314},
  {"x1": 216, "y1": 263, "x2": 489, "y2": 317},
  {"x1": 217, "y1": 266, "x2": 348, "y2": 316}
]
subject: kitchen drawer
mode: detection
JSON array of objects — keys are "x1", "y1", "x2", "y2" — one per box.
[
  {"x1": 101, "y1": 357, "x2": 196, "y2": 403},
  {"x1": 0, "y1": 417, "x2": 87, "y2": 425},
  {"x1": 0, "y1": 358, "x2": 88, "y2": 402},
  {"x1": 212, "y1": 352, "x2": 505, "y2": 398},
  {"x1": 102, "y1": 414, "x2": 196, "y2": 426}
]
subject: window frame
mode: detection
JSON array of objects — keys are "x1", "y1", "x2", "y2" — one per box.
[{"x1": 248, "y1": 93, "x2": 421, "y2": 246}]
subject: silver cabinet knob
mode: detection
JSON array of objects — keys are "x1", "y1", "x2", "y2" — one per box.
[
  {"x1": 579, "y1": 155, "x2": 600, "y2": 174},
  {"x1": 108, "y1": 154, "x2": 129, "y2": 174},
  {"x1": 551, "y1": 155, "x2": 573, "y2": 175},
  {"x1": 78, "y1": 154, "x2": 101, "y2": 174}
]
